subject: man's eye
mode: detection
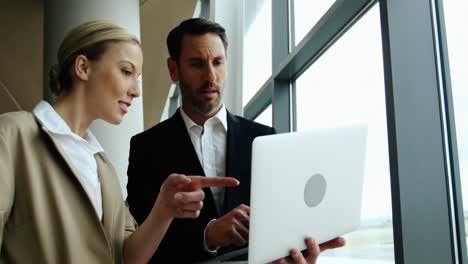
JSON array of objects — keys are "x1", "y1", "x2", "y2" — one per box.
[
  {"x1": 214, "y1": 60, "x2": 224, "y2": 66},
  {"x1": 190, "y1": 62, "x2": 202, "y2": 68}
]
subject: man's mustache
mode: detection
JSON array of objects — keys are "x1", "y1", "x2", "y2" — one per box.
[{"x1": 199, "y1": 82, "x2": 220, "y2": 92}]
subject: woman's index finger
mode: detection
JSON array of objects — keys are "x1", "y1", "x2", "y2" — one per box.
[{"x1": 186, "y1": 176, "x2": 239, "y2": 190}]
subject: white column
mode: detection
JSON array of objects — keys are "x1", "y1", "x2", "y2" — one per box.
[
  {"x1": 211, "y1": 0, "x2": 244, "y2": 116},
  {"x1": 44, "y1": 0, "x2": 143, "y2": 198}
]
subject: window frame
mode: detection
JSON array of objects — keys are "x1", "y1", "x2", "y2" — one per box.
[{"x1": 242, "y1": 0, "x2": 467, "y2": 263}]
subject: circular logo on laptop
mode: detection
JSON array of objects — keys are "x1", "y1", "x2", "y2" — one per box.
[{"x1": 304, "y1": 173, "x2": 327, "y2": 208}]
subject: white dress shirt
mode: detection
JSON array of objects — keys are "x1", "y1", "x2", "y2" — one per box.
[
  {"x1": 180, "y1": 105, "x2": 228, "y2": 254},
  {"x1": 33, "y1": 101, "x2": 104, "y2": 220},
  {"x1": 180, "y1": 105, "x2": 227, "y2": 214}
]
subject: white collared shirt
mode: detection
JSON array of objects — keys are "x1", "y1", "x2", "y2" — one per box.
[
  {"x1": 180, "y1": 105, "x2": 227, "y2": 214},
  {"x1": 33, "y1": 101, "x2": 104, "y2": 220}
]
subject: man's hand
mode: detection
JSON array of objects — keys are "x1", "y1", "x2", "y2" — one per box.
[
  {"x1": 272, "y1": 237, "x2": 346, "y2": 264},
  {"x1": 205, "y1": 204, "x2": 250, "y2": 248},
  {"x1": 156, "y1": 174, "x2": 239, "y2": 219}
]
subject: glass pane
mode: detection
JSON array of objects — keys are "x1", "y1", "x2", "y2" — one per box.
[
  {"x1": 293, "y1": 0, "x2": 335, "y2": 46},
  {"x1": 253, "y1": 104, "x2": 272, "y2": 127},
  {"x1": 243, "y1": 0, "x2": 272, "y2": 106},
  {"x1": 295, "y1": 6, "x2": 394, "y2": 264},
  {"x1": 443, "y1": 0, "x2": 468, "y2": 248}
]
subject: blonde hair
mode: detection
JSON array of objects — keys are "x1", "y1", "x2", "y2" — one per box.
[{"x1": 49, "y1": 20, "x2": 140, "y2": 95}]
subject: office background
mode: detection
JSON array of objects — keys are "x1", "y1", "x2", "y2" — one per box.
[{"x1": 0, "y1": 0, "x2": 466, "y2": 263}]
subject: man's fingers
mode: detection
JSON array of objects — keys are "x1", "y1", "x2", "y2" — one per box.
[
  {"x1": 238, "y1": 204, "x2": 250, "y2": 215},
  {"x1": 305, "y1": 237, "x2": 320, "y2": 262},
  {"x1": 233, "y1": 207, "x2": 250, "y2": 228},
  {"x1": 184, "y1": 176, "x2": 239, "y2": 190},
  {"x1": 233, "y1": 219, "x2": 249, "y2": 240},
  {"x1": 319, "y1": 237, "x2": 345, "y2": 252},
  {"x1": 231, "y1": 228, "x2": 248, "y2": 246},
  {"x1": 290, "y1": 249, "x2": 307, "y2": 264},
  {"x1": 273, "y1": 258, "x2": 289, "y2": 264}
]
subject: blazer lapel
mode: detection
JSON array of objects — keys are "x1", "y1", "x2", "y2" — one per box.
[
  {"x1": 35, "y1": 117, "x2": 112, "y2": 248},
  {"x1": 94, "y1": 153, "x2": 118, "y2": 234},
  {"x1": 224, "y1": 112, "x2": 242, "y2": 214},
  {"x1": 95, "y1": 153, "x2": 120, "y2": 247},
  {"x1": 37, "y1": 121, "x2": 99, "y2": 217}
]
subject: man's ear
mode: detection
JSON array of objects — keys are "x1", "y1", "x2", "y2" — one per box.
[
  {"x1": 167, "y1": 58, "x2": 179, "y2": 82},
  {"x1": 74, "y1": 55, "x2": 90, "y2": 81}
]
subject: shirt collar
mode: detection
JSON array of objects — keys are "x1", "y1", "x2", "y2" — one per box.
[
  {"x1": 179, "y1": 105, "x2": 228, "y2": 132},
  {"x1": 33, "y1": 100, "x2": 104, "y2": 154}
]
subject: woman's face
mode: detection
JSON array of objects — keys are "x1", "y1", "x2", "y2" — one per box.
[{"x1": 85, "y1": 41, "x2": 143, "y2": 124}]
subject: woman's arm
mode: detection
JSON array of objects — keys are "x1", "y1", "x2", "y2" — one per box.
[
  {"x1": 0, "y1": 133, "x2": 14, "y2": 249},
  {"x1": 123, "y1": 174, "x2": 239, "y2": 264}
]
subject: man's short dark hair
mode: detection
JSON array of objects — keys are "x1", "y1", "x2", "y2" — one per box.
[{"x1": 167, "y1": 18, "x2": 228, "y2": 61}]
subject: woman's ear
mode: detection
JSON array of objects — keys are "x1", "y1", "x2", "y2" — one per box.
[{"x1": 74, "y1": 55, "x2": 90, "y2": 81}]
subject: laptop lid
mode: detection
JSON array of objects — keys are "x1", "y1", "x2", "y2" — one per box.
[{"x1": 247, "y1": 124, "x2": 368, "y2": 263}]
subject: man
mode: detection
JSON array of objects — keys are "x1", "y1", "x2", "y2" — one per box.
[{"x1": 126, "y1": 18, "x2": 343, "y2": 263}]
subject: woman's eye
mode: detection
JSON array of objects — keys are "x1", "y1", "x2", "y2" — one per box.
[{"x1": 121, "y1": 69, "x2": 132, "y2": 76}]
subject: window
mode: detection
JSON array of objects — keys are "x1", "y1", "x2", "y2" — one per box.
[
  {"x1": 243, "y1": 0, "x2": 272, "y2": 106},
  {"x1": 444, "y1": 0, "x2": 468, "y2": 248},
  {"x1": 293, "y1": 0, "x2": 335, "y2": 46},
  {"x1": 295, "y1": 6, "x2": 394, "y2": 263},
  {"x1": 242, "y1": 0, "x2": 462, "y2": 262},
  {"x1": 253, "y1": 104, "x2": 272, "y2": 127}
]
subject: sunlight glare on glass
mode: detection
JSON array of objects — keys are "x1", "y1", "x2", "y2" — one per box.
[
  {"x1": 243, "y1": 0, "x2": 272, "y2": 106},
  {"x1": 294, "y1": 0, "x2": 336, "y2": 46}
]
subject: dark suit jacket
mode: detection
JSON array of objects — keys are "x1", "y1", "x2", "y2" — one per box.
[{"x1": 126, "y1": 109, "x2": 275, "y2": 263}]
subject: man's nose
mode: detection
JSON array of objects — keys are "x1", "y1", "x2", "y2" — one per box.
[{"x1": 204, "y1": 64, "x2": 216, "y2": 83}]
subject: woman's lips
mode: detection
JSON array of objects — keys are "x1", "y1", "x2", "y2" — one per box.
[{"x1": 119, "y1": 101, "x2": 131, "y2": 114}]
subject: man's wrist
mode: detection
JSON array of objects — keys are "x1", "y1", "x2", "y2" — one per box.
[{"x1": 203, "y1": 219, "x2": 220, "y2": 254}]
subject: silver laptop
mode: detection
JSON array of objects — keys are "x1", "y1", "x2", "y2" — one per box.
[{"x1": 201, "y1": 124, "x2": 368, "y2": 264}]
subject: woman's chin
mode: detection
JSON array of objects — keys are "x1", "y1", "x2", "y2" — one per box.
[{"x1": 103, "y1": 115, "x2": 123, "y2": 125}]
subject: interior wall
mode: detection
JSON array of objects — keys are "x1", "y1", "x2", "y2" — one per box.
[
  {"x1": 140, "y1": 0, "x2": 198, "y2": 129},
  {"x1": 0, "y1": 0, "x2": 43, "y2": 114},
  {"x1": 0, "y1": 0, "x2": 197, "y2": 129}
]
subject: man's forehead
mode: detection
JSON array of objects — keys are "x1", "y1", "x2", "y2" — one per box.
[{"x1": 180, "y1": 33, "x2": 226, "y2": 56}]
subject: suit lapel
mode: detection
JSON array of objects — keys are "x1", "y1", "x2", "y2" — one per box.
[
  {"x1": 224, "y1": 112, "x2": 242, "y2": 214},
  {"x1": 38, "y1": 122, "x2": 99, "y2": 217},
  {"x1": 170, "y1": 110, "x2": 219, "y2": 217},
  {"x1": 35, "y1": 117, "x2": 112, "y2": 248},
  {"x1": 95, "y1": 153, "x2": 119, "y2": 239}
]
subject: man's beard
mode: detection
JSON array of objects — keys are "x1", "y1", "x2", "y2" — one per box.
[{"x1": 180, "y1": 81, "x2": 222, "y2": 115}]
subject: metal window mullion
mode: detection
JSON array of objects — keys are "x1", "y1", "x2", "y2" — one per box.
[
  {"x1": 276, "y1": 0, "x2": 375, "y2": 81},
  {"x1": 244, "y1": 79, "x2": 273, "y2": 120},
  {"x1": 434, "y1": 0, "x2": 468, "y2": 263},
  {"x1": 200, "y1": 0, "x2": 210, "y2": 18},
  {"x1": 275, "y1": 0, "x2": 374, "y2": 133},
  {"x1": 272, "y1": 0, "x2": 290, "y2": 133},
  {"x1": 168, "y1": 84, "x2": 180, "y2": 117},
  {"x1": 380, "y1": 0, "x2": 456, "y2": 263}
]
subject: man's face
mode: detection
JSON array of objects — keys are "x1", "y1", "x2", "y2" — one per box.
[{"x1": 168, "y1": 33, "x2": 226, "y2": 117}]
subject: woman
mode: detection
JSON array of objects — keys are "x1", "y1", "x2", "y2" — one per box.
[{"x1": 0, "y1": 20, "x2": 238, "y2": 264}]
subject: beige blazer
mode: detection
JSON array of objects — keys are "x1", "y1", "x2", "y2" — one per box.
[{"x1": 0, "y1": 111, "x2": 137, "y2": 264}]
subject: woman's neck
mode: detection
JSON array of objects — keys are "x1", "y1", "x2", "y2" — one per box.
[{"x1": 53, "y1": 90, "x2": 93, "y2": 138}]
